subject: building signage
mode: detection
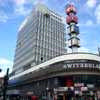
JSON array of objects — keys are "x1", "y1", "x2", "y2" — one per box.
[
  {"x1": 54, "y1": 87, "x2": 68, "y2": 92},
  {"x1": 54, "y1": 87, "x2": 74, "y2": 92},
  {"x1": 75, "y1": 90, "x2": 80, "y2": 94},
  {"x1": 64, "y1": 63, "x2": 100, "y2": 69},
  {"x1": 87, "y1": 84, "x2": 94, "y2": 88},
  {"x1": 81, "y1": 87, "x2": 88, "y2": 91},
  {"x1": 74, "y1": 83, "x2": 84, "y2": 87}
]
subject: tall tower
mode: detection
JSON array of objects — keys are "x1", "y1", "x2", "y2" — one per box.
[{"x1": 66, "y1": 4, "x2": 80, "y2": 53}]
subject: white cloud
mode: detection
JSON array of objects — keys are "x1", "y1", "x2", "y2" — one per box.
[
  {"x1": 12, "y1": 0, "x2": 32, "y2": 6},
  {"x1": 0, "y1": 11, "x2": 8, "y2": 22},
  {"x1": 95, "y1": 4, "x2": 100, "y2": 24},
  {"x1": 15, "y1": 5, "x2": 31, "y2": 16},
  {"x1": 85, "y1": 20, "x2": 94, "y2": 26},
  {"x1": 32, "y1": 0, "x2": 48, "y2": 5},
  {"x1": 0, "y1": 0, "x2": 48, "y2": 18},
  {"x1": 13, "y1": 0, "x2": 49, "y2": 16},
  {"x1": 79, "y1": 20, "x2": 94, "y2": 27},
  {"x1": 0, "y1": 58, "x2": 13, "y2": 77},
  {"x1": 79, "y1": 47, "x2": 90, "y2": 52},
  {"x1": 13, "y1": 0, "x2": 27, "y2": 6},
  {"x1": 0, "y1": 72, "x2": 5, "y2": 77},
  {"x1": 12, "y1": 0, "x2": 47, "y2": 6},
  {"x1": 67, "y1": 47, "x2": 90, "y2": 53},
  {"x1": 67, "y1": 49, "x2": 72, "y2": 53},
  {"x1": 86, "y1": 0, "x2": 97, "y2": 8},
  {"x1": 0, "y1": 58, "x2": 13, "y2": 65},
  {"x1": 0, "y1": 0, "x2": 5, "y2": 6},
  {"x1": 11, "y1": 0, "x2": 31, "y2": 16}
]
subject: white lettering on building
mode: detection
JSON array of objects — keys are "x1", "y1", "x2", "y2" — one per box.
[{"x1": 64, "y1": 63, "x2": 100, "y2": 69}]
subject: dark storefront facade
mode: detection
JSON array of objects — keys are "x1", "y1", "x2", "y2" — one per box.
[{"x1": 8, "y1": 53, "x2": 100, "y2": 100}]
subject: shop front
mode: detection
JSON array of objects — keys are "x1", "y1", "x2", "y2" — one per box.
[{"x1": 53, "y1": 75, "x2": 100, "y2": 100}]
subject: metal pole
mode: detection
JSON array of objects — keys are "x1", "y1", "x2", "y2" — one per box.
[{"x1": 3, "y1": 68, "x2": 9, "y2": 100}]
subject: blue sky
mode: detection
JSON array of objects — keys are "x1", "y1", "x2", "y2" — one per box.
[{"x1": 0, "y1": 0, "x2": 100, "y2": 76}]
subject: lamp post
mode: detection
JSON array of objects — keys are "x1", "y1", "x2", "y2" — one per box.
[
  {"x1": 0, "y1": 69, "x2": 2, "y2": 72},
  {"x1": 46, "y1": 87, "x2": 51, "y2": 100},
  {"x1": 3, "y1": 68, "x2": 9, "y2": 100},
  {"x1": 0, "y1": 68, "x2": 2, "y2": 99}
]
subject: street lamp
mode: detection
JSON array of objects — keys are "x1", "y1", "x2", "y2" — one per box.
[
  {"x1": 3, "y1": 68, "x2": 9, "y2": 100},
  {"x1": 46, "y1": 87, "x2": 51, "y2": 100},
  {"x1": 67, "y1": 87, "x2": 74, "y2": 100},
  {"x1": 0, "y1": 69, "x2": 2, "y2": 72}
]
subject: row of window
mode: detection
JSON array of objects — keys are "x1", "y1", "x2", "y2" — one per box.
[
  {"x1": 15, "y1": 39, "x2": 66, "y2": 60},
  {"x1": 14, "y1": 51, "x2": 34, "y2": 68},
  {"x1": 37, "y1": 33, "x2": 65, "y2": 43},
  {"x1": 36, "y1": 45, "x2": 66, "y2": 53},
  {"x1": 15, "y1": 37, "x2": 35, "y2": 54},
  {"x1": 35, "y1": 53, "x2": 61, "y2": 64},
  {"x1": 18, "y1": 13, "x2": 38, "y2": 38},
  {"x1": 14, "y1": 11, "x2": 66, "y2": 71},
  {"x1": 14, "y1": 44, "x2": 35, "y2": 61},
  {"x1": 35, "y1": 47, "x2": 64, "y2": 55},
  {"x1": 17, "y1": 21, "x2": 38, "y2": 44},
  {"x1": 38, "y1": 13, "x2": 65, "y2": 36},
  {"x1": 36, "y1": 39, "x2": 65, "y2": 46},
  {"x1": 17, "y1": 11, "x2": 65, "y2": 48}
]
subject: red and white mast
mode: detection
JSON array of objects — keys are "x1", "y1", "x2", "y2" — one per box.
[{"x1": 66, "y1": 3, "x2": 80, "y2": 53}]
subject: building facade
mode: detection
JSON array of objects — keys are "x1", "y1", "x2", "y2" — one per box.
[
  {"x1": 12, "y1": 4, "x2": 66, "y2": 75},
  {"x1": 9, "y1": 53, "x2": 100, "y2": 100},
  {"x1": 0, "y1": 77, "x2": 4, "y2": 97}
]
